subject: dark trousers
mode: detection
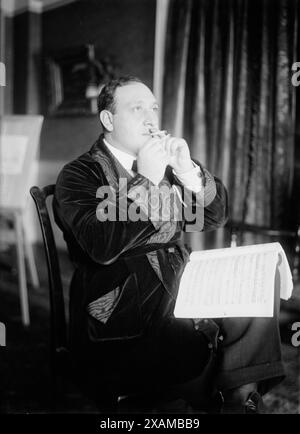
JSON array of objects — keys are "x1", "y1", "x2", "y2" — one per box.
[
  {"x1": 74, "y1": 271, "x2": 285, "y2": 407},
  {"x1": 214, "y1": 267, "x2": 284, "y2": 393},
  {"x1": 169, "y1": 268, "x2": 285, "y2": 407}
]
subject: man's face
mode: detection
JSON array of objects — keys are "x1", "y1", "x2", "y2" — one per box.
[{"x1": 109, "y1": 82, "x2": 159, "y2": 156}]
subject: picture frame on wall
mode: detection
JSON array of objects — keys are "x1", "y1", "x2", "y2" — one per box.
[{"x1": 43, "y1": 45, "x2": 118, "y2": 116}]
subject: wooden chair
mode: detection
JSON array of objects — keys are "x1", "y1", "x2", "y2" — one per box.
[
  {"x1": 30, "y1": 185, "x2": 71, "y2": 408},
  {"x1": 30, "y1": 185, "x2": 119, "y2": 409},
  {"x1": 29, "y1": 185, "x2": 163, "y2": 412}
]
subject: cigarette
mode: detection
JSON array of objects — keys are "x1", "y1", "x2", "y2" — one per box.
[{"x1": 149, "y1": 128, "x2": 168, "y2": 137}]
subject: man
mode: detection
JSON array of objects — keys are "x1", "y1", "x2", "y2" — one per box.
[{"x1": 53, "y1": 76, "x2": 285, "y2": 413}]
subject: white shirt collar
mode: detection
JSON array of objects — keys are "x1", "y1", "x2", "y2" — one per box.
[{"x1": 103, "y1": 138, "x2": 135, "y2": 173}]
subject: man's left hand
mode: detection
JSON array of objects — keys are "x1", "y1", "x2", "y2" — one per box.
[{"x1": 164, "y1": 136, "x2": 194, "y2": 174}]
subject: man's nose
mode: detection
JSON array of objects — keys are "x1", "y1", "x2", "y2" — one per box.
[{"x1": 144, "y1": 111, "x2": 157, "y2": 128}]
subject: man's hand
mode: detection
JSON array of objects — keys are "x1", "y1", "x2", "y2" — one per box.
[
  {"x1": 137, "y1": 137, "x2": 169, "y2": 185},
  {"x1": 150, "y1": 129, "x2": 194, "y2": 174},
  {"x1": 164, "y1": 136, "x2": 194, "y2": 174}
]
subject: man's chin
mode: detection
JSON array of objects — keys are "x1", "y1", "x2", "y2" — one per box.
[
  {"x1": 124, "y1": 138, "x2": 148, "y2": 155},
  {"x1": 139, "y1": 136, "x2": 151, "y2": 148}
]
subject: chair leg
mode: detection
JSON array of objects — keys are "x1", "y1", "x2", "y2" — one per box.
[{"x1": 14, "y1": 211, "x2": 30, "y2": 326}]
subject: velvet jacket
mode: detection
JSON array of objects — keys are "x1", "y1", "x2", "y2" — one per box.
[{"x1": 53, "y1": 135, "x2": 228, "y2": 351}]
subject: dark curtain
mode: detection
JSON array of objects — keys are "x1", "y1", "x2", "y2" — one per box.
[{"x1": 162, "y1": 0, "x2": 298, "y2": 248}]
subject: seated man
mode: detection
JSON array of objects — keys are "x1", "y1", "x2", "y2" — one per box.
[{"x1": 53, "y1": 76, "x2": 285, "y2": 413}]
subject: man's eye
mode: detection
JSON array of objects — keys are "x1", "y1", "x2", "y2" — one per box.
[
  {"x1": 152, "y1": 105, "x2": 159, "y2": 112},
  {"x1": 133, "y1": 106, "x2": 142, "y2": 112}
]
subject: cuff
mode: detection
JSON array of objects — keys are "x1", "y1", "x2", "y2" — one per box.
[{"x1": 173, "y1": 162, "x2": 203, "y2": 193}]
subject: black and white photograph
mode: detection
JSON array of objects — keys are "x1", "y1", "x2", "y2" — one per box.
[{"x1": 0, "y1": 0, "x2": 299, "y2": 419}]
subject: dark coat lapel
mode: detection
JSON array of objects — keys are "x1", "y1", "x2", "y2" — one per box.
[
  {"x1": 88, "y1": 135, "x2": 183, "y2": 300},
  {"x1": 89, "y1": 134, "x2": 133, "y2": 188}
]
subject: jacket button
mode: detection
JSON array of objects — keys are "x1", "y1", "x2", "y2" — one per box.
[{"x1": 208, "y1": 343, "x2": 213, "y2": 349}]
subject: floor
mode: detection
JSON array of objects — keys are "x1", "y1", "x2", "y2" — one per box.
[{"x1": 0, "y1": 243, "x2": 299, "y2": 414}]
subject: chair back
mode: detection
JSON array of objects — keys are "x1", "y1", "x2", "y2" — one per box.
[{"x1": 30, "y1": 185, "x2": 67, "y2": 358}]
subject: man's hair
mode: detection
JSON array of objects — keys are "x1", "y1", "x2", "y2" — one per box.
[{"x1": 97, "y1": 75, "x2": 143, "y2": 116}]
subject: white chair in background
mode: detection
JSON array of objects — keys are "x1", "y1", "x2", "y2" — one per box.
[{"x1": 0, "y1": 115, "x2": 44, "y2": 326}]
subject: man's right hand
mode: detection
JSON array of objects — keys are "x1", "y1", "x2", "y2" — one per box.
[{"x1": 136, "y1": 137, "x2": 168, "y2": 185}]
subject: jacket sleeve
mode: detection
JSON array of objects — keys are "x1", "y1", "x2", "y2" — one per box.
[
  {"x1": 54, "y1": 160, "x2": 163, "y2": 266},
  {"x1": 172, "y1": 161, "x2": 228, "y2": 232}
]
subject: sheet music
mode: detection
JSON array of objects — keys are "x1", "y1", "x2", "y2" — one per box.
[{"x1": 174, "y1": 242, "x2": 293, "y2": 318}]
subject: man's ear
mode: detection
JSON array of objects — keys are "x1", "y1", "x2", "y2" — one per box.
[{"x1": 100, "y1": 110, "x2": 114, "y2": 132}]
